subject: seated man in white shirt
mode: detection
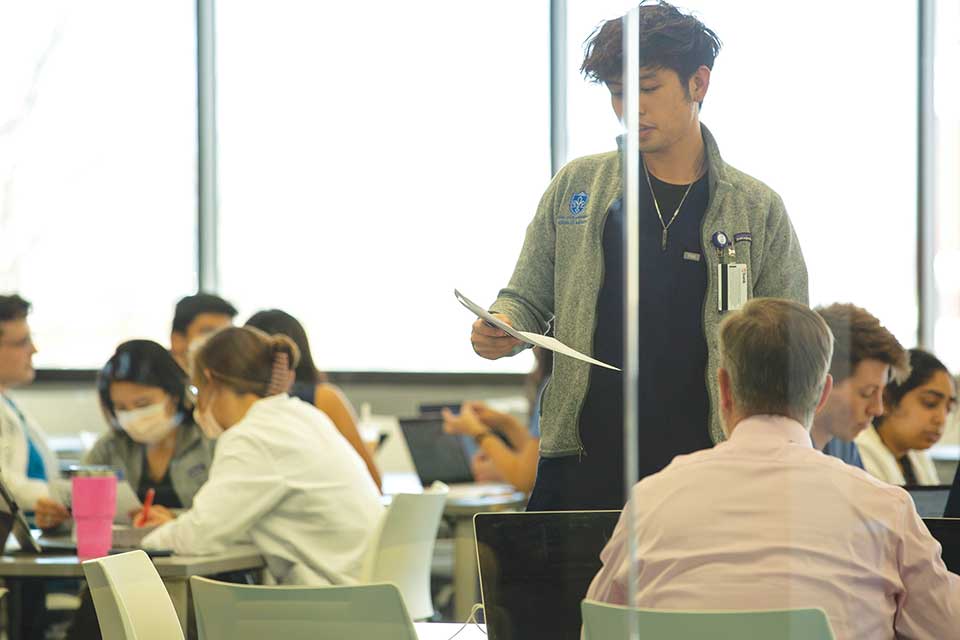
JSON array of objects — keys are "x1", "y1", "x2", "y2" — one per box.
[
  {"x1": 585, "y1": 298, "x2": 960, "y2": 640},
  {"x1": 0, "y1": 294, "x2": 68, "y2": 529}
]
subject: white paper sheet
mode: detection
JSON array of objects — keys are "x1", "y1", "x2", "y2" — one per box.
[
  {"x1": 455, "y1": 289, "x2": 621, "y2": 371},
  {"x1": 114, "y1": 481, "x2": 143, "y2": 524}
]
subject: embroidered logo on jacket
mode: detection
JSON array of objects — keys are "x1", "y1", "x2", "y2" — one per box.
[
  {"x1": 569, "y1": 192, "x2": 589, "y2": 215},
  {"x1": 560, "y1": 191, "x2": 590, "y2": 225}
]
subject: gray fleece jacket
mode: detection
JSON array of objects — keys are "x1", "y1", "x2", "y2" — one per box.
[{"x1": 490, "y1": 124, "x2": 808, "y2": 457}]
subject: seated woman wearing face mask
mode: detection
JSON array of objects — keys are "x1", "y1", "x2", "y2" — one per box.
[
  {"x1": 856, "y1": 348, "x2": 958, "y2": 485},
  {"x1": 141, "y1": 326, "x2": 383, "y2": 585},
  {"x1": 86, "y1": 340, "x2": 212, "y2": 519}
]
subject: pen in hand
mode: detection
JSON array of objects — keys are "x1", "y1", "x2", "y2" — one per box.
[{"x1": 135, "y1": 488, "x2": 155, "y2": 528}]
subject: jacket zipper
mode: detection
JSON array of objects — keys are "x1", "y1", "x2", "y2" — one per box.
[{"x1": 571, "y1": 197, "x2": 617, "y2": 461}]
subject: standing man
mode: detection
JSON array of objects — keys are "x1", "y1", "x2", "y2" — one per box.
[
  {"x1": 813, "y1": 303, "x2": 909, "y2": 466},
  {"x1": 470, "y1": 2, "x2": 807, "y2": 509}
]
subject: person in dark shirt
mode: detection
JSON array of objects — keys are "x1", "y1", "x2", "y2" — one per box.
[
  {"x1": 469, "y1": 2, "x2": 808, "y2": 510},
  {"x1": 85, "y1": 340, "x2": 213, "y2": 514}
]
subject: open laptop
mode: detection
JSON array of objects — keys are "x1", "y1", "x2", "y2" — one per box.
[
  {"x1": 906, "y1": 485, "x2": 952, "y2": 517},
  {"x1": 944, "y1": 465, "x2": 960, "y2": 518},
  {"x1": 399, "y1": 416, "x2": 476, "y2": 485},
  {"x1": 0, "y1": 474, "x2": 42, "y2": 553},
  {"x1": 474, "y1": 510, "x2": 621, "y2": 640},
  {"x1": 923, "y1": 518, "x2": 960, "y2": 573}
]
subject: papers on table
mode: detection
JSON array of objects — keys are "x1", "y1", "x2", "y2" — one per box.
[
  {"x1": 115, "y1": 481, "x2": 143, "y2": 524},
  {"x1": 454, "y1": 289, "x2": 620, "y2": 371}
]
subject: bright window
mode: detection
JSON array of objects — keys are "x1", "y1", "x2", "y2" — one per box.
[
  {"x1": 0, "y1": 1, "x2": 198, "y2": 369},
  {"x1": 216, "y1": 0, "x2": 549, "y2": 372},
  {"x1": 566, "y1": 1, "x2": 919, "y2": 346}
]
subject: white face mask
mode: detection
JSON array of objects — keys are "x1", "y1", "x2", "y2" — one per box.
[
  {"x1": 193, "y1": 390, "x2": 225, "y2": 440},
  {"x1": 116, "y1": 403, "x2": 177, "y2": 445}
]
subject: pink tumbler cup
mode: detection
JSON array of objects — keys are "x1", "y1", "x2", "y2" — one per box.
[{"x1": 72, "y1": 471, "x2": 117, "y2": 559}]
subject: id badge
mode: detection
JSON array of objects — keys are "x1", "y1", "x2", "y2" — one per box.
[{"x1": 717, "y1": 263, "x2": 748, "y2": 312}]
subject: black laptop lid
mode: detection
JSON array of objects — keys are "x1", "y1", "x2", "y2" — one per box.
[
  {"x1": 475, "y1": 510, "x2": 621, "y2": 640},
  {"x1": 906, "y1": 485, "x2": 951, "y2": 517},
  {"x1": 399, "y1": 417, "x2": 475, "y2": 485},
  {"x1": 923, "y1": 518, "x2": 960, "y2": 573},
  {"x1": 944, "y1": 465, "x2": 960, "y2": 518}
]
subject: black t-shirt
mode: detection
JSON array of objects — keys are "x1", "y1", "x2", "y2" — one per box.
[
  {"x1": 576, "y1": 169, "x2": 713, "y2": 498},
  {"x1": 138, "y1": 451, "x2": 183, "y2": 509}
]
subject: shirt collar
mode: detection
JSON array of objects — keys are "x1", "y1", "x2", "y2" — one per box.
[{"x1": 728, "y1": 414, "x2": 813, "y2": 449}]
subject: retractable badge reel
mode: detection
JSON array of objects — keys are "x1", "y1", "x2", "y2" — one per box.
[{"x1": 712, "y1": 231, "x2": 748, "y2": 312}]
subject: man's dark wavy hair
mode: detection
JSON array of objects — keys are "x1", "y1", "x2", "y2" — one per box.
[{"x1": 581, "y1": 1, "x2": 721, "y2": 106}]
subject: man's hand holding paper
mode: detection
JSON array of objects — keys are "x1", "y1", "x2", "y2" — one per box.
[
  {"x1": 457, "y1": 290, "x2": 619, "y2": 371},
  {"x1": 470, "y1": 314, "x2": 523, "y2": 360}
]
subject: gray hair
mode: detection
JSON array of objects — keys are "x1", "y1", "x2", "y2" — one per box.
[{"x1": 719, "y1": 298, "x2": 834, "y2": 426}]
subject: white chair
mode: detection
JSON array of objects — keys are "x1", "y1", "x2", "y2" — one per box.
[
  {"x1": 81, "y1": 550, "x2": 185, "y2": 640},
  {"x1": 361, "y1": 481, "x2": 448, "y2": 620},
  {"x1": 190, "y1": 577, "x2": 418, "y2": 640},
  {"x1": 581, "y1": 600, "x2": 835, "y2": 639}
]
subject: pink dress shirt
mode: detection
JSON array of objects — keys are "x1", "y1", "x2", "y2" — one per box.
[{"x1": 585, "y1": 415, "x2": 960, "y2": 640}]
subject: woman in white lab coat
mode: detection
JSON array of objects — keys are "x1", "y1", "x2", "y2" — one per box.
[{"x1": 141, "y1": 326, "x2": 383, "y2": 585}]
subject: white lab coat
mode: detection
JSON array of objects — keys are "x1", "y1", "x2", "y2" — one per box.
[
  {"x1": 142, "y1": 394, "x2": 383, "y2": 585},
  {"x1": 855, "y1": 425, "x2": 941, "y2": 486},
  {"x1": 0, "y1": 393, "x2": 61, "y2": 509}
]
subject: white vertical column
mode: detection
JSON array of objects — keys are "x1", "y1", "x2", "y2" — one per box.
[
  {"x1": 197, "y1": 0, "x2": 219, "y2": 292},
  {"x1": 550, "y1": 0, "x2": 568, "y2": 175}
]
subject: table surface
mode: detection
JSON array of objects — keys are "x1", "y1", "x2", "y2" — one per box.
[
  {"x1": 414, "y1": 622, "x2": 487, "y2": 639},
  {"x1": 0, "y1": 545, "x2": 265, "y2": 579},
  {"x1": 382, "y1": 473, "x2": 527, "y2": 511}
]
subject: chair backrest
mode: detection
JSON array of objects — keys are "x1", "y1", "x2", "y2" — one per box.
[
  {"x1": 362, "y1": 481, "x2": 448, "y2": 620},
  {"x1": 190, "y1": 577, "x2": 418, "y2": 640},
  {"x1": 82, "y1": 550, "x2": 185, "y2": 640},
  {"x1": 581, "y1": 601, "x2": 835, "y2": 640}
]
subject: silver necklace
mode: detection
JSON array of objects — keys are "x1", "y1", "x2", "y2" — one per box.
[{"x1": 644, "y1": 163, "x2": 694, "y2": 252}]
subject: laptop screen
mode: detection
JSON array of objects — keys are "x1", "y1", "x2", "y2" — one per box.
[
  {"x1": 923, "y1": 518, "x2": 960, "y2": 574},
  {"x1": 906, "y1": 485, "x2": 951, "y2": 517},
  {"x1": 475, "y1": 510, "x2": 621, "y2": 640},
  {"x1": 398, "y1": 417, "x2": 475, "y2": 485}
]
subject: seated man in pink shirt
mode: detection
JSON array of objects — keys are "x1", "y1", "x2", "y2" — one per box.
[{"x1": 585, "y1": 298, "x2": 960, "y2": 639}]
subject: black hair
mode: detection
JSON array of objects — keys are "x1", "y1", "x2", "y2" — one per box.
[
  {"x1": 245, "y1": 309, "x2": 325, "y2": 385},
  {"x1": 581, "y1": 1, "x2": 721, "y2": 106},
  {"x1": 0, "y1": 294, "x2": 31, "y2": 335},
  {"x1": 97, "y1": 340, "x2": 192, "y2": 430},
  {"x1": 171, "y1": 293, "x2": 238, "y2": 335},
  {"x1": 876, "y1": 348, "x2": 953, "y2": 426}
]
